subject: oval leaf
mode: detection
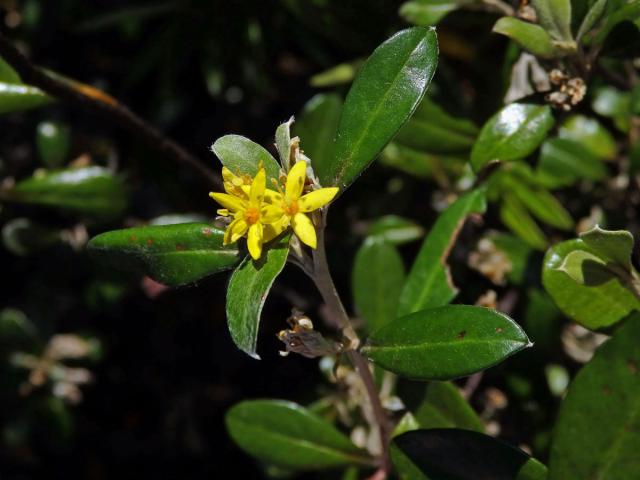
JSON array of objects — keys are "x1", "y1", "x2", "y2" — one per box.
[
  {"x1": 226, "y1": 400, "x2": 369, "y2": 470},
  {"x1": 392, "y1": 429, "x2": 548, "y2": 480},
  {"x1": 471, "y1": 104, "x2": 554, "y2": 172},
  {"x1": 319, "y1": 26, "x2": 438, "y2": 190},
  {"x1": 87, "y1": 223, "x2": 240, "y2": 286},
  {"x1": 0, "y1": 82, "x2": 53, "y2": 114},
  {"x1": 542, "y1": 239, "x2": 640, "y2": 330},
  {"x1": 535, "y1": 138, "x2": 607, "y2": 188},
  {"x1": 413, "y1": 381, "x2": 484, "y2": 432},
  {"x1": 211, "y1": 134, "x2": 281, "y2": 182},
  {"x1": 493, "y1": 17, "x2": 558, "y2": 58},
  {"x1": 7, "y1": 166, "x2": 127, "y2": 219},
  {"x1": 398, "y1": 189, "x2": 486, "y2": 316},
  {"x1": 36, "y1": 121, "x2": 71, "y2": 168},
  {"x1": 549, "y1": 316, "x2": 640, "y2": 479},
  {"x1": 352, "y1": 238, "x2": 406, "y2": 333},
  {"x1": 362, "y1": 305, "x2": 531, "y2": 380},
  {"x1": 226, "y1": 236, "x2": 290, "y2": 358}
]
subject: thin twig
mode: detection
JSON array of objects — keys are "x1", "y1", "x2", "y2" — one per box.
[
  {"x1": 0, "y1": 32, "x2": 221, "y2": 188},
  {"x1": 309, "y1": 210, "x2": 392, "y2": 475}
]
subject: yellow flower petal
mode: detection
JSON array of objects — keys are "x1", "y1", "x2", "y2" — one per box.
[
  {"x1": 249, "y1": 168, "x2": 266, "y2": 207},
  {"x1": 298, "y1": 187, "x2": 339, "y2": 212},
  {"x1": 224, "y1": 217, "x2": 248, "y2": 245},
  {"x1": 292, "y1": 212, "x2": 317, "y2": 249},
  {"x1": 286, "y1": 161, "x2": 307, "y2": 202},
  {"x1": 261, "y1": 204, "x2": 285, "y2": 224},
  {"x1": 222, "y1": 166, "x2": 235, "y2": 183},
  {"x1": 217, "y1": 208, "x2": 230, "y2": 216},
  {"x1": 247, "y1": 222, "x2": 264, "y2": 260},
  {"x1": 210, "y1": 192, "x2": 247, "y2": 212},
  {"x1": 264, "y1": 188, "x2": 283, "y2": 204},
  {"x1": 263, "y1": 216, "x2": 290, "y2": 243}
]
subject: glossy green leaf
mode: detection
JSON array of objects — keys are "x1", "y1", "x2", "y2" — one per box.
[
  {"x1": 226, "y1": 236, "x2": 290, "y2": 358},
  {"x1": 319, "y1": 26, "x2": 438, "y2": 190},
  {"x1": 294, "y1": 94, "x2": 342, "y2": 180},
  {"x1": 393, "y1": 95, "x2": 478, "y2": 154},
  {"x1": 36, "y1": 121, "x2": 71, "y2": 168},
  {"x1": 500, "y1": 193, "x2": 547, "y2": 250},
  {"x1": 535, "y1": 138, "x2": 607, "y2": 188},
  {"x1": 471, "y1": 104, "x2": 555, "y2": 172},
  {"x1": 492, "y1": 17, "x2": 558, "y2": 58},
  {"x1": 393, "y1": 412, "x2": 421, "y2": 438},
  {"x1": 558, "y1": 115, "x2": 616, "y2": 160},
  {"x1": 87, "y1": 223, "x2": 240, "y2": 286},
  {"x1": 7, "y1": 166, "x2": 126, "y2": 218},
  {"x1": 532, "y1": 0, "x2": 574, "y2": 41},
  {"x1": 577, "y1": 0, "x2": 608, "y2": 41},
  {"x1": 592, "y1": 87, "x2": 630, "y2": 132},
  {"x1": 392, "y1": 429, "x2": 548, "y2": 480},
  {"x1": 211, "y1": 134, "x2": 281, "y2": 182},
  {"x1": 352, "y1": 238, "x2": 405, "y2": 333},
  {"x1": 542, "y1": 239, "x2": 640, "y2": 330},
  {"x1": 398, "y1": 189, "x2": 486, "y2": 316},
  {"x1": 0, "y1": 82, "x2": 53, "y2": 115},
  {"x1": 366, "y1": 215, "x2": 425, "y2": 245},
  {"x1": 414, "y1": 381, "x2": 484, "y2": 431},
  {"x1": 557, "y1": 249, "x2": 614, "y2": 285},
  {"x1": 399, "y1": 0, "x2": 473, "y2": 26},
  {"x1": 226, "y1": 400, "x2": 369, "y2": 470},
  {"x1": 363, "y1": 305, "x2": 531, "y2": 380},
  {"x1": 549, "y1": 316, "x2": 640, "y2": 479},
  {"x1": 580, "y1": 226, "x2": 634, "y2": 270}
]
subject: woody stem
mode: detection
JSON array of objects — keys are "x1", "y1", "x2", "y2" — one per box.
[{"x1": 309, "y1": 209, "x2": 392, "y2": 475}]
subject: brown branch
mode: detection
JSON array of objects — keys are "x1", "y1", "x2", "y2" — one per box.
[{"x1": 0, "y1": 32, "x2": 221, "y2": 188}]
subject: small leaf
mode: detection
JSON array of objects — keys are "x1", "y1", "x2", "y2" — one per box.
[
  {"x1": 398, "y1": 189, "x2": 486, "y2": 316},
  {"x1": 489, "y1": 232, "x2": 534, "y2": 285},
  {"x1": 362, "y1": 305, "x2": 531, "y2": 381},
  {"x1": 0, "y1": 56, "x2": 21, "y2": 84},
  {"x1": 275, "y1": 117, "x2": 293, "y2": 168},
  {"x1": 471, "y1": 104, "x2": 555, "y2": 172},
  {"x1": 558, "y1": 115, "x2": 616, "y2": 160},
  {"x1": 392, "y1": 412, "x2": 421, "y2": 437},
  {"x1": 532, "y1": 0, "x2": 574, "y2": 41},
  {"x1": 36, "y1": 121, "x2": 71, "y2": 168},
  {"x1": 542, "y1": 239, "x2": 640, "y2": 330},
  {"x1": 500, "y1": 193, "x2": 548, "y2": 250},
  {"x1": 352, "y1": 238, "x2": 405, "y2": 333},
  {"x1": 87, "y1": 223, "x2": 241, "y2": 286},
  {"x1": 319, "y1": 26, "x2": 438, "y2": 190},
  {"x1": 294, "y1": 94, "x2": 342, "y2": 180},
  {"x1": 7, "y1": 166, "x2": 127, "y2": 219},
  {"x1": 549, "y1": 316, "x2": 640, "y2": 479},
  {"x1": 0, "y1": 82, "x2": 54, "y2": 115},
  {"x1": 492, "y1": 17, "x2": 559, "y2": 59},
  {"x1": 535, "y1": 138, "x2": 607, "y2": 188},
  {"x1": 225, "y1": 400, "x2": 369, "y2": 470},
  {"x1": 366, "y1": 215, "x2": 425, "y2": 245},
  {"x1": 380, "y1": 143, "x2": 464, "y2": 180},
  {"x1": 413, "y1": 381, "x2": 484, "y2": 432},
  {"x1": 399, "y1": 0, "x2": 473, "y2": 26},
  {"x1": 580, "y1": 225, "x2": 634, "y2": 270},
  {"x1": 557, "y1": 249, "x2": 614, "y2": 285},
  {"x1": 392, "y1": 429, "x2": 548, "y2": 480},
  {"x1": 577, "y1": 0, "x2": 608, "y2": 41},
  {"x1": 592, "y1": 86, "x2": 630, "y2": 132},
  {"x1": 226, "y1": 236, "x2": 290, "y2": 358},
  {"x1": 211, "y1": 134, "x2": 281, "y2": 182}
]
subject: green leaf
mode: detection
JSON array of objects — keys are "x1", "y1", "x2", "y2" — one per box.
[
  {"x1": 366, "y1": 215, "x2": 425, "y2": 245},
  {"x1": 558, "y1": 115, "x2": 616, "y2": 160},
  {"x1": 557, "y1": 249, "x2": 614, "y2": 285},
  {"x1": 275, "y1": 117, "x2": 293, "y2": 169},
  {"x1": 362, "y1": 305, "x2": 531, "y2": 380},
  {"x1": 592, "y1": 86, "x2": 630, "y2": 132},
  {"x1": 393, "y1": 95, "x2": 478, "y2": 154},
  {"x1": 392, "y1": 412, "x2": 421, "y2": 437},
  {"x1": 87, "y1": 223, "x2": 241, "y2": 286},
  {"x1": 0, "y1": 56, "x2": 21, "y2": 84},
  {"x1": 489, "y1": 232, "x2": 534, "y2": 285},
  {"x1": 0, "y1": 82, "x2": 53, "y2": 115},
  {"x1": 211, "y1": 134, "x2": 281, "y2": 182},
  {"x1": 500, "y1": 193, "x2": 548, "y2": 250},
  {"x1": 392, "y1": 429, "x2": 548, "y2": 480},
  {"x1": 310, "y1": 61, "x2": 362, "y2": 88},
  {"x1": 532, "y1": 0, "x2": 574, "y2": 41},
  {"x1": 580, "y1": 225, "x2": 634, "y2": 270},
  {"x1": 319, "y1": 26, "x2": 438, "y2": 190},
  {"x1": 398, "y1": 189, "x2": 486, "y2": 316},
  {"x1": 542, "y1": 239, "x2": 640, "y2": 330},
  {"x1": 413, "y1": 381, "x2": 484, "y2": 432},
  {"x1": 36, "y1": 121, "x2": 71, "y2": 168},
  {"x1": 352, "y1": 238, "x2": 405, "y2": 333},
  {"x1": 380, "y1": 143, "x2": 464, "y2": 180},
  {"x1": 577, "y1": 0, "x2": 608, "y2": 41},
  {"x1": 535, "y1": 138, "x2": 607, "y2": 188},
  {"x1": 549, "y1": 316, "x2": 640, "y2": 479},
  {"x1": 294, "y1": 94, "x2": 342, "y2": 180},
  {"x1": 593, "y1": 2, "x2": 640, "y2": 44},
  {"x1": 471, "y1": 104, "x2": 555, "y2": 172},
  {"x1": 492, "y1": 17, "x2": 559, "y2": 58},
  {"x1": 399, "y1": 0, "x2": 473, "y2": 26},
  {"x1": 7, "y1": 166, "x2": 127, "y2": 219},
  {"x1": 226, "y1": 236, "x2": 290, "y2": 358},
  {"x1": 225, "y1": 400, "x2": 369, "y2": 470}
]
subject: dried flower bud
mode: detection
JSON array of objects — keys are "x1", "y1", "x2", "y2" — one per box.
[{"x1": 277, "y1": 310, "x2": 342, "y2": 358}]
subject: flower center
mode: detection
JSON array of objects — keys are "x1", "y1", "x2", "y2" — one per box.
[
  {"x1": 245, "y1": 207, "x2": 260, "y2": 224},
  {"x1": 283, "y1": 200, "x2": 299, "y2": 216}
]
